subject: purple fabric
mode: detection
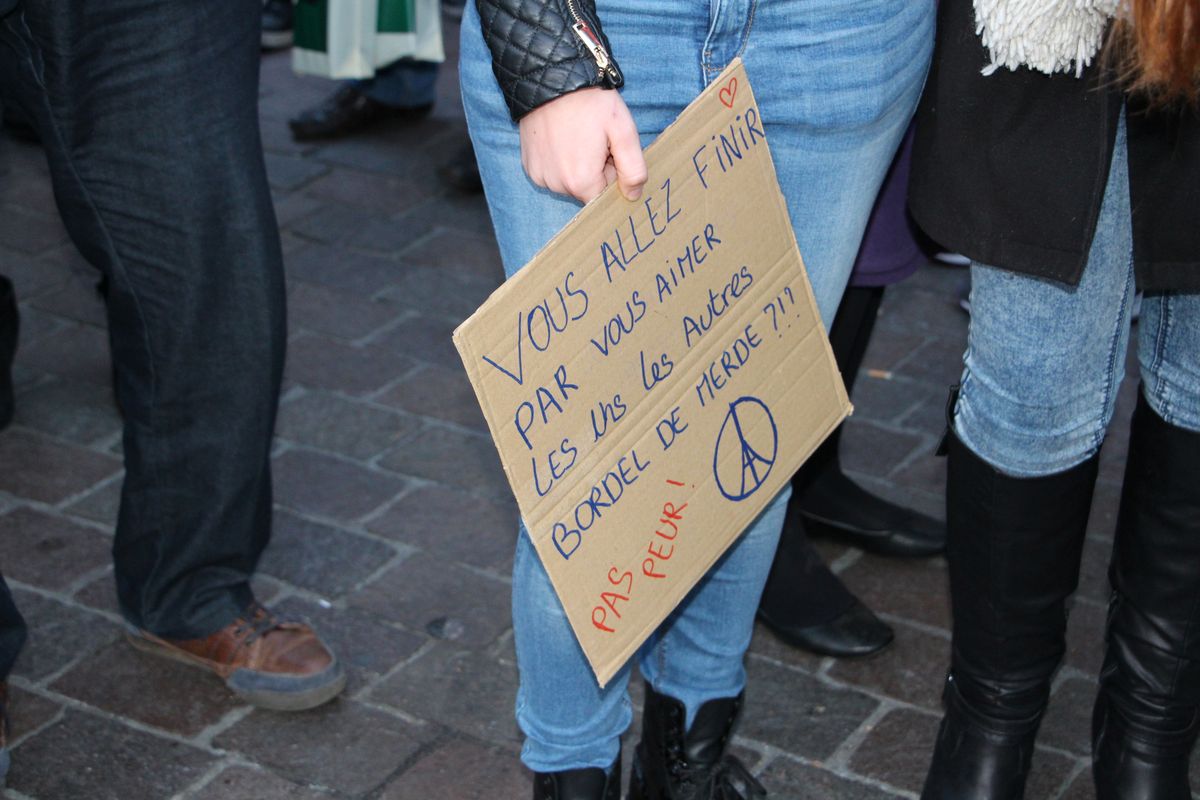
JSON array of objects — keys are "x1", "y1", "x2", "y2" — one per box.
[{"x1": 849, "y1": 123, "x2": 926, "y2": 287}]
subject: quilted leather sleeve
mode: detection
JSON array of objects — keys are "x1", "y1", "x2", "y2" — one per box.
[{"x1": 475, "y1": 0, "x2": 624, "y2": 121}]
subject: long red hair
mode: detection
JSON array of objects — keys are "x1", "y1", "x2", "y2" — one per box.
[{"x1": 1112, "y1": 0, "x2": 1200, "y2": 105}]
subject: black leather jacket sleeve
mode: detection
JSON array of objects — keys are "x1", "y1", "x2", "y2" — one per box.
[{"x1": 475, "y1": 0, "x2": 624, "y2": 121}]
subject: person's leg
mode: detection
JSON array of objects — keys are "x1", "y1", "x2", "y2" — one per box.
[
  {"x1": 0, "y1": 575, "x2": 27, "y2": 786},
  {"x1": 1091, "y1": 291, "x2": 1200, "y2": 799},
  {"x1": 922, "y1": 114, "x2": 1135, "y2": 800},
  {"x1": 354, "y1": 59, "x2": 439, "y2": 109}
]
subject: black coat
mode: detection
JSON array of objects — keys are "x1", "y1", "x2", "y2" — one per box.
[{"x1": 909, "y1": 1, "x2": 1200, "y2": 292}]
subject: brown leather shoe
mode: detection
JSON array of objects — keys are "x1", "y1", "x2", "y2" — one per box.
[
  {"x1": 1, "y1": 680, "x2": 11, "y2": 786},
  {"x1": 125, "y1": 604, "x2": 345, "y2": 711},
  {"x1": 288, "y1": 85, "x2": 432, "y2": 141}
]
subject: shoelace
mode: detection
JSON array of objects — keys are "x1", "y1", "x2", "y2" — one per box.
[
  {"x1": 667, "y1": 752, "x2": 767, "y2": 800},
  {"x1": 229, "y1": 602, "x2": 282, "y2": 647}
]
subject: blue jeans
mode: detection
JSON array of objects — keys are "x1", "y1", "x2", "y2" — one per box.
[
  {"x1": 956, "y1": 113, "x2": 1200, "y2": 478},
  {"x1": 351, "y1": 58, "x2": 439, "y2": 108},
  {"x1": 461, "y1": 0, "x2": 934, "y2": 773}
]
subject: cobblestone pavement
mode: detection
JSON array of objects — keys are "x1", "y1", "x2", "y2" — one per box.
[{"x1": 0, "y1": 18, "x2": 1188, "y2": 800}]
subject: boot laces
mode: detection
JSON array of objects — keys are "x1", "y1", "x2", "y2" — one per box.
[
  {"x1": 666, "y1": 750, "x2": 766, "y2": 799},
  {"x1": 230, "y1": 602, "x2": 281, "y2": 647}
]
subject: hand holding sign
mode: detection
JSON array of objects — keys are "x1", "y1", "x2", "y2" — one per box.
[{"x1": 455, "y1": 60, "x2": 851, "y2": 686}]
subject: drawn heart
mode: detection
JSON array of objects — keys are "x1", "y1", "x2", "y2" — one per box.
[{"x1": 718, "y1": 77, "x2": 738, "y2": 109}]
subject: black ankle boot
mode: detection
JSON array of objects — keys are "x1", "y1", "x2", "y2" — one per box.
[
  {"x1": 1092, "y1": 393, "x2": 1200, "y2": 800},
  {"x1": 629, "y1": 686, "x2": 765, "y2": 800},
  {"x1": 0, "y1": 275, "x2": 17, "y2": 431},
  {"x1": 922, "y1": 431, "x2": 1099, "y2": 800},
  {"x1": 533, "y1": 750, "x2": 621, "y2": 800}
]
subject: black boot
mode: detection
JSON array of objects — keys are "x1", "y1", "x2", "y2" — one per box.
[
  {"x1": 0, "y1": 275, "x2": 18, "y2": 431},
  {"x1": 629, "y1": 686, "x2": 765, "y2": 800},
  {"x1": 922, "y1": 430, "x2": 1099, "y2": 800},
  {"x1": 533, "y1": 749, "x2": 621, "y2": 800},
  {"x1": 757, "y1": 501, "x2": 893, "y2": 657},
  {"x1": 1092, "y1": 393, "x2": 1200, "y2": 800}
]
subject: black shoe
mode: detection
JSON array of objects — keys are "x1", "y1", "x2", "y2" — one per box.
[
  {"x1": 921, "y1": 430, "x2": 1099, "y2": 800},
  {"x1": 1092, "y1": 392, "x2": 1200, "y2": 800},
  {"x1": 629, "y1": 686, "x2": 765, "y2": 800},
  {"x1": 288, "y1": 85, "x2": 432, "y2": 141},
  {"x1": 533, "y1": 749, "x2": 620, "y2": 800},
  {"x1": 794, "y1": 469, "x2": 945, "y2": 557},
  {"x1": 0, "y1": 276, "x2": 18, "y2": 431},
  {"x1": 438, "y1": 143, "x2": 483, "y2": 194},
  {"x1": 758, "y1": 506, "x2": 893, "y2": 658},
  {"x1": 261, "y1": 0, "x2": 293, "y2": 50}
]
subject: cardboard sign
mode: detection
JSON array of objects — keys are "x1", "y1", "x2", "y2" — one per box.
[{"x1": 453, "y1": 59, "x2": 851, "y2": 686}]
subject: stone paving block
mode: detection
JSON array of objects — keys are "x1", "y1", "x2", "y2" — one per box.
[
  {"x1": 304, "y1": 168, "x2": 428, "y2": 216},
  {"x1": 1063, "y1": 599, "x2": 1106, "y2": 675},
  {"x1": 284, "y1": 332, "x2": 418, "y2": 396},
  {"x1": 0, "y1": 430, "x2": 119, "y2": 504},
  {"x1": 1085, "y1": 479, "x2": 1122, "y2": 543},
  {"x1": 272, "y1": 449, "x2": 407, "y2": 523},
  {"x1": 286, "y1": 281, "x2": 406, "y2": 341},
  {"x1": 310, "y1": 119, "x2": 458, "y2": 179},
  {"x1": 272, "y1": 191, "x2": 325, "y2": 227},
  {"x1": 265, "y1": 151, "x2": 329, "y2": 192},
  {"x1": 348, "y1": 553, "x2": 510, "y2": 648},
  {"x1": 373, "y1": 311, "x2": 461, "y2": 369},
  {"x1": 8, "y1": 589, "x2": 119, "y2": 682},
  {"x1": 0, "y1": 509, "x2": 112, "y2": 592},
  {"x1": 276, "y1": 390, "x2": 421, "y2": 462},
  {"x1": 377, "y1": 424, "x2": 509, "y2": 500},
  {"x1": 370, "y1": 644, "x2": 521, "y2": 745},
  {"x1": 13, "y1": 378, "x2": 121, "y2": 446},
  {"x1": 895, "y1": 333, "x2": 971, "y2": 387},
  {"x1": 740, "y1": 658, "x2": 880, "y2": 762},
  {"x1": 877, "y1": 286, "x2": 970, "y2": 341},
  {"x1": 284, "y1": 243, "x2": 408, "y2": 297},
  {"x1": 840, "y1": 419, "x2": 927, "y2": 480},
  {"x1": 1061, "y1": 769, "x2": 1098, "y2": 800},
  {"x1": 13, "y1": 323, "x2": 113, "y2": 386},
  {"x1": 896, "y1": 384, "x2": 958, "y2": 437},
  {"x1": 26, "y1": 278, "x2": 107, "y2": 328},
  {"x1": 6, "y1": 710, "x2": 217, "y2": 800},
  {"x1": 859, "y1": 328, "x2": 930, "y2": 375},
  {"x1": 366, "y1": 484, "x2": 518, "y2": 572},
  {"x1": 886, "y1": 448, "x2": 948, "y2": 500},
  {"x1": 400, "y1": 194, "x2": 497, "y2": 240},
  {"x1": 827, "y1": 625, "x2": 950, "y2": 712},
  {"x1": 0, "y1": 205, "x2": 68, "y2": 255},
  {"x1": 757, "y1": 758, "x2": 899, "y2": 800},
  {"x1": 382, "y1": 265, "x2": 498, "y2": 322},
  {"x1": 11, "y1": 305, "x2": 67, "y2": 348},
  {"x1": 258, "y1": 510, "x2": 397, "y2": 598},
  {"x1": 62, "y1": 475, "x2": 122, "y2": 528},
  {"x1": 398, "y1": 229, "x2": 504, "y2": 281},
  {"x1": 838, "y1": 554, "x2": 951, "y2": 632},
  {"x1": 50, "y1": 640, "x2": 244, "y2": 736},
  {"x1": 272, "y1": 597, "x2": 425, "y2": 694},
  {"x1": 1075, "y1": 536, "x2": 1114, "y2": 606},
  {"x1": 214, "y1": 700, "x2": 431, "y2": 797},
  {"x1": 1040, "y1": 677, "x2": 1098, "y2": 757},
  {"x1": 376, "y1": 363, "x2": 488, "y2": 430},
  {"x1": 6, "y1": 686, "x2": 62, "y2": 744},
  {"x1": 189, "y1": 765, "x2": 336, "y2": 799},
  {"x1": 378, "y1": 737, "x2": 529, "y2": 800},
  {"x1": 72, "y1": 568, "x2": 120, "y2": 616},
  {"x1": 287, "y1": 203, "x2": 432, "y2": 255},
  {"x1": 846, "y1": 372, "x2": 925, "y2": 427},
  {"x1": 747, "y1": 622, "x2": 830, "y2": 675},
  {"x1": 0, "y1": 245, "x2": 74, "y2": 300}
]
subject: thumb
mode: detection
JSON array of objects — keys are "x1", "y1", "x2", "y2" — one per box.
[{"x1": 607, "y1": 106, "x2": 648, "y2": 202}]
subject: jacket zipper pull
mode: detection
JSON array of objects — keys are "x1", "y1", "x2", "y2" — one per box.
[{"x1": 572, "y1": 21, "x2": 620, "y2": 84}]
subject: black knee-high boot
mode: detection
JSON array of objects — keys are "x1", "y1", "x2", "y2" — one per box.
[
  {"x1": 922, "y1": 431, "x2": 1099, "y2": 800},
  {"x1": 1093, "y1": 393, "x2": 1200, "y2": 800}
]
